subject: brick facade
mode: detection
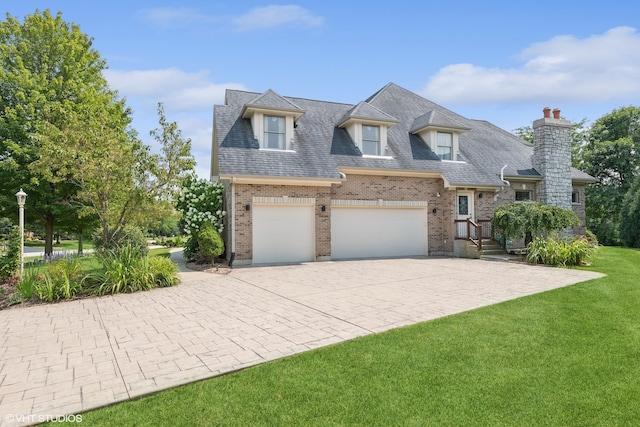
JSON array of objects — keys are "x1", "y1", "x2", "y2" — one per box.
[
  {"x1": 226, "y1": 175, "x2": 456, "y2": 263},
  {"x1": 224, "y1": 174, "x2": 590, "y2": 263}
]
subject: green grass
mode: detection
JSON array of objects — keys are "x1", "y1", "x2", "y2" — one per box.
[
  {"x1": 24, "y1": 239, "x2": 94, "y2": 250},
  {"x1": 77, "y1": 246, "x2": 640, "y2": 426}
]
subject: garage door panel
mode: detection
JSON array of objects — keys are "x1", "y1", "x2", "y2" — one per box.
[
  {"x1": 331, "y1": 207, "x2": 427, "y2": 259},
  {"x1": 253, "y1": 205, "x2": 315, "y2": 264}
]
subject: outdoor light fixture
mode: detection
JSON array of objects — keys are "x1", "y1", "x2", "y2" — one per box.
[
  {"x1": 432, "y1": 208, "x2": 437, "y2": 214},
  {"x1": 15, "y1": 188, "x2": 27, "y2": 279},
  {"x1": 245, "y1": 204, "x2": 250, "y2": 211},
  {"x1": 479, "y1": 193, "x2": 483, "y2": 198},
  {"x1": 321, "y1": 205, "x2": 326, "y2": 211}
]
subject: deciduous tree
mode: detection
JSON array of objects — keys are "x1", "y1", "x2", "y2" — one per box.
[
  {"x1": 0, "y1": 10, "x2": 109, "y2": 254},
  {"x1": 619, "y1": 174, "x2": 640, "y2": 248},
  {"x1": 575, "y1": 107, "x2": 640, "y2": 244}
]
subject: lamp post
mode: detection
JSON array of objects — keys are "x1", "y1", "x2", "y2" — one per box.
[{"x1": 15, "y1": 188, "x2": 27, "y2": 279}]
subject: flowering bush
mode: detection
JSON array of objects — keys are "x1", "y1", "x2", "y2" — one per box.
[{"x1": 175, "y1": 177, "x2": 226, "y2": 260}]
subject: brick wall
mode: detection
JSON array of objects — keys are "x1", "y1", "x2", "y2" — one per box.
[
  {"x1": 332, "y1": 175, "x2": 452, "y2": 255},
  {"x1": 228, "y1": 175, "x2": 453, "y2": 262},
  {"x1": 230, "y1": 184, "x2": 331, "y2": 261}
]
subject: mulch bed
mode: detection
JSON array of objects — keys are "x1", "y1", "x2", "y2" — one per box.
[{"x1": 185, "y1": 259, "x2": 233, "y2": 275}]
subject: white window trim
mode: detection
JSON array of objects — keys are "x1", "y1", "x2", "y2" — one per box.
[
  {"x1": 436, "y1": 132, "x2": 454, "y2": 161},
  {"x1": 416, "y1": 129, "x2": 461, "y2": 161},
  {"x1": 251, "y1": 112, "x2": 296, "y2": 151},
  {"x1": 345, "y1": 123, "x2": 392, "y2": 159}
]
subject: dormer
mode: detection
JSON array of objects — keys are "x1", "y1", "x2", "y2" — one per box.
[
  {"x1": 337, "y1": 102, "x2": 399, "y2": 158},
  {"x1": 241, "y1": 89, "x2": 306, "y2": 151},
  {"x1": 410, "y1": 110, "x2": 470, "y2": 161}
]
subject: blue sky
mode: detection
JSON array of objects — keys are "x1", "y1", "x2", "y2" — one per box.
[{"x1": 6, "y1": 1, "x2": 640, "y2": 179}]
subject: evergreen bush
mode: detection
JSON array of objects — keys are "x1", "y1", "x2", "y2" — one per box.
[{"x1": 197, "y1": 222, "x2": 225, "y2": 264}]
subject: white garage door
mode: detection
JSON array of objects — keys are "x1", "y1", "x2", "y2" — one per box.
[
  {"x1": 252, "y1": 204, "x2": 315, "y2": 264},
  {"x1": 331, "y1": 207, "x2": 427, "y2": 259}
]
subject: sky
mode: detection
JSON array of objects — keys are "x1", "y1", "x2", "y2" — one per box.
[{"x1": 5, "y1": 1, "x2": 640, "y2": 179}]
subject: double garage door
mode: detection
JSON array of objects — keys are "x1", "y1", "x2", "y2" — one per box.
[
  {"x1": 331, "y1": 207, "x2": 427, "y2": 259},
  {"x1": 252, "y1": 202, "x2": 428, "y2": 264}
]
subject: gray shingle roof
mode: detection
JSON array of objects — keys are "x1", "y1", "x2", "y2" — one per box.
[
  {"x1": 337, "y1": 101, "x2": 399, "y2": 127},
  {"x1": 214, "y1": 84, "x2": 594, "y2": 187},
  {"x1": 410, "y1": 110, "x2": 471, "y2": 134}
]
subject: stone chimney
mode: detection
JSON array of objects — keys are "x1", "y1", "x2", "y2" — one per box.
[{"x1": 533, "y1": 107, "x2": 572, "y2": 210}]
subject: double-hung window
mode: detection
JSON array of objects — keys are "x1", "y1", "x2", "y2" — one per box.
[
  {"x1": 362, "y1": 125, "x2": 381, "y2": 156},
  {"x1": 264, "y1": 115, "x2": 286, "y2": 150},
  {"x1": 436, "y1": 132, "x2": 453, "y2": 160}
]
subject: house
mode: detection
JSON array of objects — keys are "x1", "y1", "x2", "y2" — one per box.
[{"x1": 211, "y1": 83, "x2": 596, "y2": 265}]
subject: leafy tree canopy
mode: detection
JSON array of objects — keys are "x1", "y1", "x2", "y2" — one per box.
[
  {"x1": 619, "y1": 174, "x2": 640, "y2": 248},
  {"x1": 574, "y1": 106, "x2": 640, "y2": 244},
  {"x1": 492, "y1": 201, "x2": 580, "y2": 247},
  {"x1": 1, "y1": 10, "x2": 195, "y2": 252},
  {"x1": 0, "y1": 10, "x2": 111, "y2": 254}
]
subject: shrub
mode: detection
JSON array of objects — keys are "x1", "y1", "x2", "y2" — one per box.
[
  {"x1": 16, "y1": 270, "x2": 37, "y2": 300},
  {"x1": 93, "y1": 225, "x2": 149, "y2": 257},
  {"x1": 32, "y1": 258, "x2": 83, "y2": 302},
  {"x1": 0, "y1": 226, "x2": 22, "y2": 281},
  {"x1": 197, "y1": 222, "x2": 225, "y2": 264},
  {"x1": 175, "y1": 177, "x2": 226, "y2": 262},
  {"x1": 182, "y1": 236, "x2": 199, "y2": 262},
  {"x1": 95, "y1": 245, "x2": 180, "y2": 295},
  {"x1": 161, "y1": 236, "x2": 183, "y2": 247},
  {"x1": 492, "y1": 202, "x2": 580, "y2": 248},
  {"x1": 149, "y1": 256, "x2": 179, "y2": 287},
  {"x1": 95, "y1": 245, "x2": 154, "y2": 295},
  {"x1": 526, "y1": 236, "x2": 598, "y2": 267}
]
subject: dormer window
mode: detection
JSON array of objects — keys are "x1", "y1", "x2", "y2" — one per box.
[
  {"x1": 336, "y1": 101, "x2": 398, "y2": 158},
  {"x1": 362, "y1": 125, "x2": 381, "y2": 156},
  {"x1": 436, "y1": 132, "x2": 453, "y2": 160},
  {"x1": 264, "y1": 115, "x2": 286, "y2": 150},
  {"x1": 410, "y1": 110, "x2": 470, "y2": 162},
  {"x1": 240, "y1": 89, "x2": 306, "y2": 152}
]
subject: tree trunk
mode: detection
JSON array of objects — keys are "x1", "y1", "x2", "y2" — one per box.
[
  {"x1": 77, "y1": 226, "x2": 84, "y2": 255},
  {"x1": 44, "y1": 218, "x2": 54, "y2": 256}
]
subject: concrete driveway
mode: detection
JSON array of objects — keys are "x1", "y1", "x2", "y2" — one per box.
[{"x1": 0, "y1": 254, "x2": 603, "y2": 426}]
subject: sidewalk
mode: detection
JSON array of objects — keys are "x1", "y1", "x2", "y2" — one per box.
[{"x1": 0, "y1": 254, "x2": 603, "y2": 426}]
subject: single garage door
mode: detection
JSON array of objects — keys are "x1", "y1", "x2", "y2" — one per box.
[
  {"x1": 331, "y1": 207, "x2": 427, "y2": 259},
  {"x1": 252, "y1": 204, "x2": 315, "y2": 264}
]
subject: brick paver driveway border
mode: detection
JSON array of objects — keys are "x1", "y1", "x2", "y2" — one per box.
[{"x1": 0, "y1": 254, "x2": 603, "y2": 426}]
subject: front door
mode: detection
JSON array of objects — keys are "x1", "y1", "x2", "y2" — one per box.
[{"x1": 456, "y1": 190, "x2": 475, "y2": 238}]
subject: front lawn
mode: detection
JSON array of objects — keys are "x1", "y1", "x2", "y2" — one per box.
[
  {"x1": 24, "y1": 238, "x2": 94, "y2": 251},
  {"x1": 79, "y1": 246, "x2": 640, "y2": 426}
]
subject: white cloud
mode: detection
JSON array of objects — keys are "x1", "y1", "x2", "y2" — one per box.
[
  {"x1": 103, "y1": 68, "x2": 247, "y2": 110},
  {"x1": 232, "y1": 5, "x2": 324, "y2": 32},
  {"x1": 103, "y1": 68, "x2": 247, "y2": 179},
  {"x1": 423, "y1": 26, "x2": 640, "y2": 105}
]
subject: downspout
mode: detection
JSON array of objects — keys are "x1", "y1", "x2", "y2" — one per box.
[
  {"x1": 498, "y1": 165, "x2": 511, "y2": 252},
  {"x1": 228, "y1": 177, "x2": 236, "y2": 267},
  {"x1": 500, "y1": 165, "x2": 511, "y2": 187}
]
